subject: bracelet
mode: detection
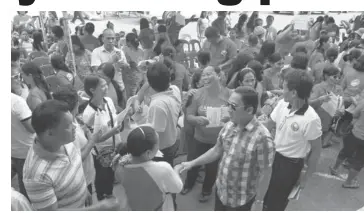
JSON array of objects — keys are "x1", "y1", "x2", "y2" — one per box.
[{"x1": 255, "y1": 200, "x2": 263, "y2": 204}]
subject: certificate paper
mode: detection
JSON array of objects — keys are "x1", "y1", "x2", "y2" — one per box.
[
  {"x1": 321, "y1": 94, "x2": 340, "y2": 117},
  {"x1": 206, "y1": 107, "x2": 229, "y2": 128}
]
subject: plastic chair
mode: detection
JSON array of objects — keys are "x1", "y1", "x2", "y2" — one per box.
[
  {"x1": 40, "y1": 64, "x2": 55, "y2": 77},
  {"x1": 179, "y1": 39, "x2": 190, "y2": 53},
  {"x1": 28, "y1": 51, "x2": 48, "y2": 61},
  {"x1": 186, "y1": 51, "x2": 198, "y2": 69},
  {"x1": 32, "y1": 56, "x2": 50, "y2": 67},
  {"x1": 189, "y1": 39, "x2": 201, "y2": 52}
]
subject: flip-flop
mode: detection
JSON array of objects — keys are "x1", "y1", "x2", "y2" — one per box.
[
  {"x1": 322, "y1": 143, "x2": 333, "y2": 148},
  {"x1": 329, "y1": 166, "x2": 346, "y2": 180},
  {"x1": 342, "y1": 181, "x2": 360, "y2": 189}
]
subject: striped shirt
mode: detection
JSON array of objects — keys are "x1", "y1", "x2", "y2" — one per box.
[
  {"x1": 23, "y1": 141, "x2": 87, "y2": 210},
  {"x1": 215, "y1": 117, "x2": 275, "y2": 208}
]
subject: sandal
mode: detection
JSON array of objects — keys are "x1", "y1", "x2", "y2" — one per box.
[
  {"x1": 329, "y1": 166, "x2": 346, "y2": 180},
  {"x1": 322, "y1": 142, "x2": 333, "y2": 148},
  {"x1": 180, "y1": 187, "x2": 192, "y2": 195},
  {"x1": 342, "y1": 181, "x2": 360, "y2": 189},
  {"x1": 199, "y1": 192, "x2": 212, "y2": 203}
]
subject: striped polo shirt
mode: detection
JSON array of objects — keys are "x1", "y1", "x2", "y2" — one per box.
[{"x1": 23, "y1": 140, "x2": 87, "y2": 210}]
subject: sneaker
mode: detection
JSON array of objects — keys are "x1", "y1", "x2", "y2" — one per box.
[{"x1": 198, "y1": 192, "x2": 212, "y2": 203}]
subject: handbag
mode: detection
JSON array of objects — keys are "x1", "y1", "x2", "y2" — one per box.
[{"x1": 94, "y1": 100, "x2": 117, "y2": 168}]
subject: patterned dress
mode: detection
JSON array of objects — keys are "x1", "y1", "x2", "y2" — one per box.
[
  {"x1": 66, "y1": 49, "x2": 92, "y2": 82},
  {"x1": 122, "y1": 46, "x2": 144, "y2": 99}
]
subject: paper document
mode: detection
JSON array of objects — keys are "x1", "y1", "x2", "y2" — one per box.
[
  {"x1": 288, "y1": 185, "x2": 302, "y2": 200},
  {"x1": 321, "y1": 94, "x2": 340, "y2": 117},
  {"x1": 116, "y1": 97, "x2": 134, "y2": 123},
  {"x1": 293, "y1": 16, "x2": 309, "y2": 30},
  {"x1": 206, "y1": 107, "x2": 229, "y2": 128}
]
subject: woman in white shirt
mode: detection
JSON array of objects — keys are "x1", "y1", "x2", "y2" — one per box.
[{"x1": 82, "y1": 74, "x2": 124, "y2": 201}]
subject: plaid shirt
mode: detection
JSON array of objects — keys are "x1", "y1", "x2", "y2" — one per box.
[{"x1": 215, "y1": 117, "x2": 275, "y2": 208}]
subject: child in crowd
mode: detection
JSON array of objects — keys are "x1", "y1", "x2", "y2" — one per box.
[{"x1": 114, "y1": 125, "x2": 183, "y2": 211}]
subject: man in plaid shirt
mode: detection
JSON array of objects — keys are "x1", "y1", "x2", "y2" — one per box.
[{"x1": 175, "y1": 86, "x2": 275, "y2": 210}]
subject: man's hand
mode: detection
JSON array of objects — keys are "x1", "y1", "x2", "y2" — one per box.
[
  {"x1": 85, "y1": 191, "x2": 93, "y2": 207},
  {"x1": 187, "y1": 89, "x2": 198, "y2": 97},
  {"x1": 174, "y1": 161, "x2": 194, "y2": 174},
  {"x1": 251, "y1": 200, "x2": 263, "y2": 211},
  {"x1": 195, "y1": 116, "x2": 210, "y2": 126},
  {"x1": 97, "y1": 196, "x2": 121, "y2": 211},
  {"x1": 111, "y1": 52, "x2": 121, "y2": 63},
  {"x1": 320, "y1": 94, "x2": 331, "y2": 103}
]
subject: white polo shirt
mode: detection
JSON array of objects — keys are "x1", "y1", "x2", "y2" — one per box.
[
  {"x1": 91, "y1": 45, "x2": 127, "y2": 91},
  {"x1": 270, "y1": 99, "x2": 322, "y2": 158}
]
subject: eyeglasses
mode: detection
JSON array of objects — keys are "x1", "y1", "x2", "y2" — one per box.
[{"x1": 226, "y1": 101, "x2": 243, "y2": 111}]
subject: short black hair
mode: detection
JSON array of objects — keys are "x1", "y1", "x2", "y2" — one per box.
[
  {"x1": 266, "y1": 15, "x2": 274, "y2": 20},
  {"x1": 248, "y1": 34, "x2": 259, "y2": 46},
  {"x1": 353, "y1": 55, "x2": 364, "y2": 72},
  {"x1": 147, "y1": 62, "x2": 170, "y2": 92},
  {"x1": 204, "y1": 26, "x2": 220, "y2": 39},
  {"x1": 11, "y1": 48, "x2": 20, "y2": 62},
  {"x1": 51, "y1": 25, "x2": 64, "y2": 38},
  {"x1": 322, "y1": 64, "x2": 340, "y2": 80},
  {"x1": 52, "y1": 85, "x2": 79, "y2": 112},
  {"x1": 157, "y1": 25, "x2": 167, "y2": 33},
  {"x1": 290, "y1": 52, "x2": 309, "y2": 70},
  {"x1": 140, "y1": 18, "x2": 150, "y2": 30},
  {"x1": 84, "y1": 74, "x2": 102, "y2": 98},
  {"x1": 283, "y1": 69, "x2": 313, "y2": 100},
  {"x1": 294, "y1": 45, "x2": 307, "y2": 55},
  {"x1": 234, "y1": 86, "x2": 259, "y2": 114},
  {"x1": 31, "y1": 100, "x2": 70, "y2": 135},
  {"x1": 247, "y1": 60, "x2": 263, "y2": 82},
  {"x1": 127, "y1": 126, "x2": 158, "y2": 157},
  {"x1": 268, "y1": 52, "x2": 282, "y2": 64},
  {"x1": 325, "y1": 47, "x2": 339, "y2": 63},
  {"x1": 197, "y1": 51, "x2": 211, "y2": 66},
  {"x1": 84, "y1": 22, "x2": 95, "y2": 35}
]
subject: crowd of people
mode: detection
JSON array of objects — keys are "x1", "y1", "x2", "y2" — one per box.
[{"x1": 11, "y1": 11, "x2": 364, "y2": 211}]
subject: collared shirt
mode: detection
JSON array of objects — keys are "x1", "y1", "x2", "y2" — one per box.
[
  {"x1": 23, "y1": 141, "x2": 87, "y2": 210},
  {"x1": 215, "y1": 118, "x2": 275, "y2": 208},
  {"x1": 270, "y1": 99, "x2": 322, "y2": 158},
  {"x1": 147, "y1": 85, "x2": 182, "y2": 150},
  {"x1": 202, "y1": 38, "x2": 237, "y2": 67},
  {"x1": 91, "y1": 45, "x2": 127, "y2": 91}
]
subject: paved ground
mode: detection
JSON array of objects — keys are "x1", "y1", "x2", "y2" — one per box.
[
  {"x1": 12, "y1": 137, "x2": 364, "y2": 211},
  {"x1": 12, "y1": 11, "x2": 364, "y2": 211}
]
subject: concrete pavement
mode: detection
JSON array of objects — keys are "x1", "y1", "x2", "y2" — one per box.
[{"x1": 11, "y1": 140, "x2": 364, "y2": 210}]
